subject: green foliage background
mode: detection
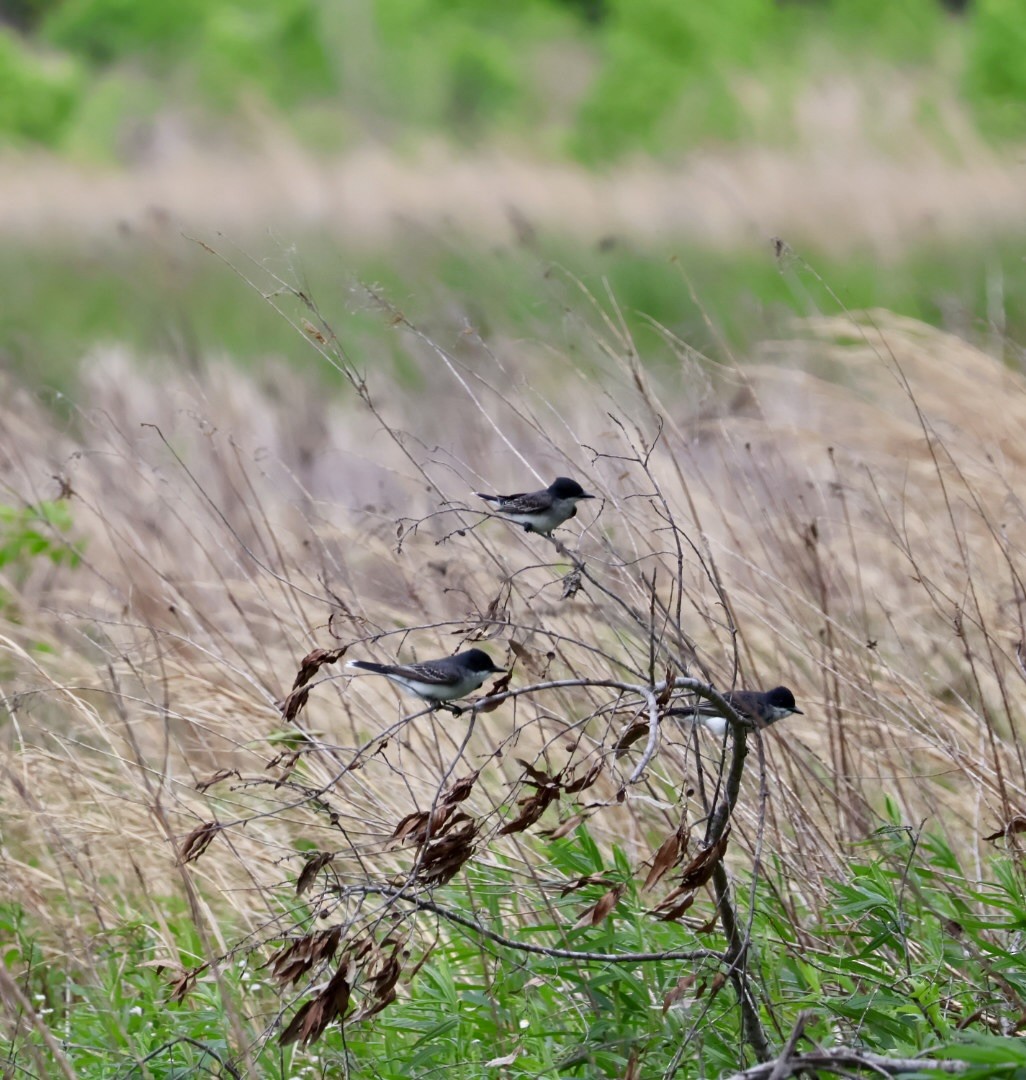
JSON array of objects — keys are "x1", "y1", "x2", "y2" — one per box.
[{"x1": 3, "y1": 0, "x2": 1026, "y2": 159}]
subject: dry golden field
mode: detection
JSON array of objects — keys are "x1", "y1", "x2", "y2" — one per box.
[{"x1": 4, "y1": 279, "x2": 1025, "y2": 979}]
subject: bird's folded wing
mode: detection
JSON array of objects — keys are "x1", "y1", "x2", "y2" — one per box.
[
  {"x1": 496, "y1": 493, "x2": 549, "y2": 512},
  {"x1": 387, "y1": 662, "x2": 456, "y2": 685}
]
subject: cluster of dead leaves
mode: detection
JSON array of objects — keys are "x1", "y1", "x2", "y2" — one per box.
[
  {"x1": 499, "y1": 759, "x2": 603, "y2": 836},
  {"x1": 267, "y1": 926, "x2": 347, "y2": 987},
  {"x1": 389, "y1": 771, "x2": 482, "y2": 886},
  {"x1": 277, "y1": 935, "x2": 407, "y2": 1047},
  {"x1": 650, "y1": 828, "x2": 731, "y2": 922},
  {"x1": 548, "y1": 820, "x2": 726, "y2": 930},
  {"x1": 277, "y1": 646, "x2": 348, "y2": 723}
]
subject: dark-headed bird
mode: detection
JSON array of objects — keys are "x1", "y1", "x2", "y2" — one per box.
[
  {"x1": 347, "y1": 648, "x2": 505, "y2": 715},
  {"x1": 476, "y1": 476, "x2": 595, "y2": 535},
  {"x1": 667, "y1": 686, "x2": 802, "y2": 737}
]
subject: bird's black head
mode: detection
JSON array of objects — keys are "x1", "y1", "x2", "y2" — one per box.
[
  {"x1": 766, "y1": 686, "x2": 802, "y2": 715},
  {"x1": 549, "y1": 477, "x2": 594, "y2": 500},
  {"x1": 459, "y1": 648, "x2": 506, "y2": 674}
]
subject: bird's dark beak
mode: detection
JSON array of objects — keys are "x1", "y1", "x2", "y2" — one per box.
[
  {"x1": 791, "y1": 708, "x2": 804, "y2": 715},
  {"x1": 581, "y1": 492, "x2": 596, "y2": 499}
]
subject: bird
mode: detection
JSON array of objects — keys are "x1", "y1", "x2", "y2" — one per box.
[
  {"x1": 346, "y1": 648, "x2": 505, "y2": 715},
  {"x1": 475, "y1": 476, "x2": 596, "y2": 535},
  {"x1": 666, "y1": 686, "x2": 803, "y2": 738}
]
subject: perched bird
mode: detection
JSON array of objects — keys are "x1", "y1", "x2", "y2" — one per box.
[
  {"x1": 667, "y1": 686, "x2": 803, "y2": 738},
  {"x1": 476, "y1": 476, "x2": 595, "y2": 535},
  {"x1": 347, "y1": 648, "x2": 505, "y2": 715}
]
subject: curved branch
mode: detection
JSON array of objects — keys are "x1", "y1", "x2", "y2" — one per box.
[
  {"x1": 724, "y1": 1047, "x2": 970, "y2": 1079},
  {"x1": 344, "y1": 886, "x2": 724, "y2": 966}
]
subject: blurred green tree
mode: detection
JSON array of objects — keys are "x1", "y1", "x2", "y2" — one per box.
[
  {"x1": 966, "y1": 0, "x2": 1026, "y2": 137},
  {"x1": 0, "y1": 27, "x2": 80, "y2": 142},
  {"x1": 572, "y1": 0, "x2": 779, "y2": 161},
  {"x1": 41, "y1": 0, "x2": 205, "y2": 66}
]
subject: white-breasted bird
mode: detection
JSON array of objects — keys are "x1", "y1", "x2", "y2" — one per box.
[
  {"x1": 347, "y1": 648, "x2": 505, "y2": 715},
  {"x1": 475, "y1": 476, "x2": 595, "y2": 535},
  {"x1": 667, "y1": 686, "x2": 803, "y2": 737}
]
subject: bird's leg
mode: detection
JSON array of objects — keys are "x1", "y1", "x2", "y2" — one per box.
[{"x1": 434, "y1": 702, "x2": 463, "y2": 717}]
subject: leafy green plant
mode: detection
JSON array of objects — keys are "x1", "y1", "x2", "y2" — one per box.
[
  {"x1": 40, "y1": 0, "x2": 206, "y2": 67},
  {"x1": 0, "y1": 499, "x2": 81, "y2": 574},
  {"x1": 966, "y1": 0, "x2": 1026, "y2": 138},
  {"x1": 571, "y1": 0, "x2": 781, "y2": 160},
  {"x1": 0, "y1": 28, "x2": 81, "y2": 144}
]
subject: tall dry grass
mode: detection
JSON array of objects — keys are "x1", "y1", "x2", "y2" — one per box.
[{"x1": 2, "y1": 272, "x2": 1026, "y2": 1051}]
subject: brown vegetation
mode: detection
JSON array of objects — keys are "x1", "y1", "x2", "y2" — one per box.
[{"x1": 2, "y1": 283, "x2": 1026, "y2": 1050}]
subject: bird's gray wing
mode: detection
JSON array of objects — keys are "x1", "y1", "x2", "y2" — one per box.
[
  {"x1": 494, "y1": 490, "x2": 552, "y2": 513},
  {"x1": 385, "y1": 660, "x2": 459, "y2": 685}
]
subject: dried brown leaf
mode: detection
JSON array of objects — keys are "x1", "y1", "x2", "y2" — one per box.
[
  {"x1": 483, "y1": 588, "x2": 510, "y2": 622},
  {"x1": 349, "y1": 950, "x2": 406, "y2": 1023},
  {"x1": 516, "y1": 759, "x2": 561, "y2": 788},
  {"x1": 614, "y1": 722, "x2": 651, "y2": 757},
  {"x1": 347, "y1": 986, "x2": 397, "y2": 1024},
  {"x1": 195, "y1": 769, "x2": 237, "y2": 792},
  {"x1": 302, "y1": 318, "x2": 327, "y2": 344},
  {"x1": 279, "y1": 686, "x2": 311, "y2": 722},
  {"x1": 543, "y1": 811, "x2": 589, "y2": 840},
  {"x1": 498, "y1": 789, "x2": 559, "y2": 835},
  {"x1": 178, "y1": 821, "x2": 221, "y2": 864},
  {"x1": 643, "y1": 831, "x2": 685, "y2": 892},
  {"x1": 271, "y1": 750, "x2": 302, "y2": 786},
  {"x1": 391, "y1": 806, "x2": 471, "y2": 847},
  {"x1": 277, "y1": 646, "x2": 348, "y2": 720},
  {"x1": 366, "y1": 954, "x2": 402, "y2": 998},
  {"x1": 476, "y1": 671, "x2": 511, "y2": 713},
  {"x1": 572, "y1": 885, "x2": 624, "y2": 929},
  {"x1": 662, "y1": 973, "x2": 698, "y2": 1012},
  {"x1": 391, "y1": 810, "x2": 430, "y2": 844},
  {"x1": 442, "y1": 771, "x2": 480, "y2": 804},
  {"x1": 278, "y1": 999, "x2": 323, "y2": 1048},
  {"x1": 296, "y1": 852, "x2": 334, "y2": 897},
  {"x1": 267, "y1": 926, "x2": 343, "y2": 987},
  {"x1": 341, "y1": 936, "x2": 375, "y2": 967},
  {"x1": 678, "y1": 828, "x2": 730, "y2": 891},
  {"x1": 293, "y1": 646, "x2": 347, "y2": 690},
  {"x1": 564, "y1": 761, "x2": 602, "y2": 794},
  {"x1": 279, "y1": 963, "x2": 352, "y2": 1047},
  {"x1": 695, "y1": 912, "x2": 720, "y2": 934},
  {"x1": 652, "y1": 888, "x2": 695, "y2": 922},
  {"x1": 420, "y1": 805, "x2": 454, "y2": 840},
  {"x1": 418, "y1": 819, "x2": 480, "y2": 885},
  {"x1": 983, "y1": 815, "x2": 1026, "y2": 842},
  {"x1": 655, "y1": 666, "x2": 675, "y2": 708},
  {"x1": 558, "y1": 874, "x2": 617, "y2": 897},
  {"x1": 168, "y1": 965, "x2": 205, "y2": 1002}
]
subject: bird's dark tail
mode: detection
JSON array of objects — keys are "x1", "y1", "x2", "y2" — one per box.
[{"x1": 347, "y1": 660, "x2": 388, "y2": 674}]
